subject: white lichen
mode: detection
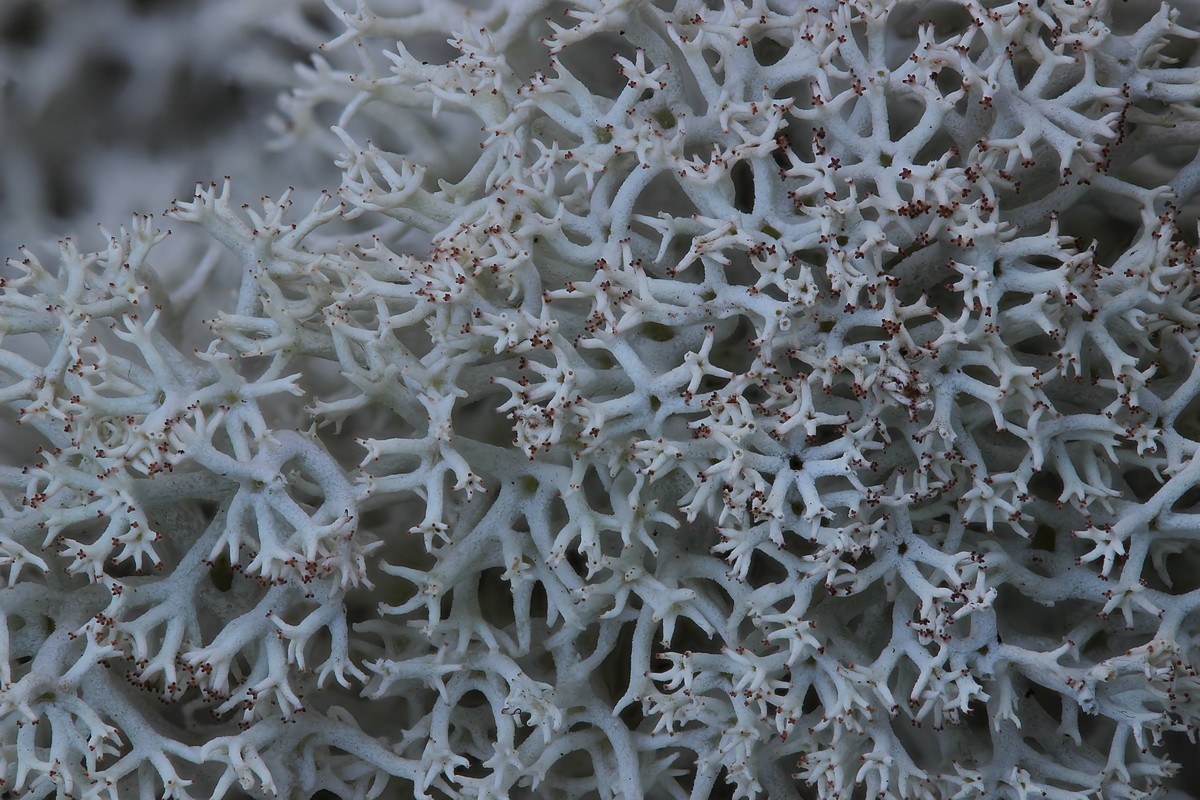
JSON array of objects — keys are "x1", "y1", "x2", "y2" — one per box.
[{"x1": 4, "y1": 0, "x2": 1200, "y2": 798}]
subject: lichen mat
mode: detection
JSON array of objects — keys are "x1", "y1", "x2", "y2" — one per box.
[{"x1": 4, "y1": 0, "x2": 1200, "y2": 798}]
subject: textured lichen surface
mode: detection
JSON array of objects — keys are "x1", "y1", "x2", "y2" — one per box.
[{"x1": 5, "y1": 0, "x2": 1200, "y2": 798}]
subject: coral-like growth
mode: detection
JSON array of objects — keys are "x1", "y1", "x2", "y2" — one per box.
[{"x1": 5, "y1": 0, "x2": 1200, "y2": 798}]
